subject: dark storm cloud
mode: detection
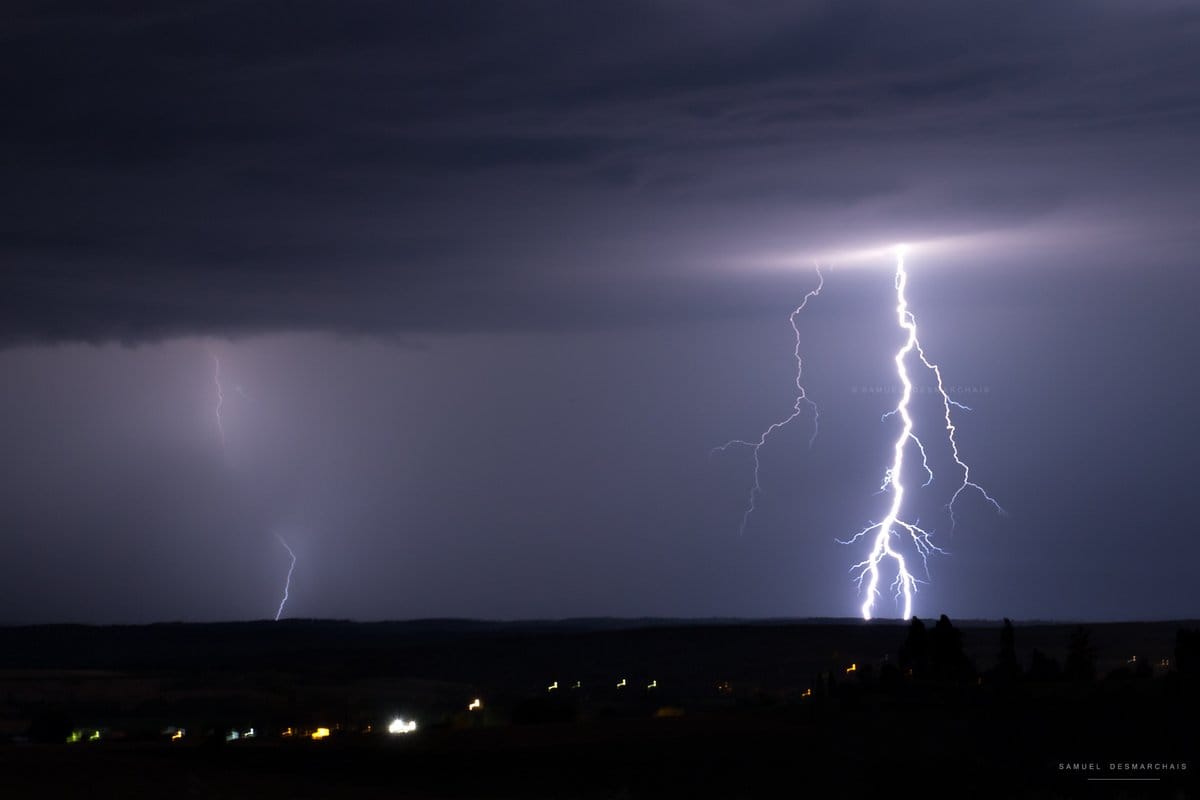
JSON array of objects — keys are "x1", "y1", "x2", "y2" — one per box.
[
  {"x1": 2, "y1": 2, "x2": 1199, "y2": 626},
  {"x1": 3, "y1": 1, "x2": 1199, "y2": 342}
]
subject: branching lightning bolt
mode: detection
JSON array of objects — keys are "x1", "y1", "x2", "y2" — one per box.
[
  {"x1": 913, "y1": 340, "x2": 1004, "y2": 532},
  {"x1": 840, "y1": 249, "x2": 1003, "y2": 620},
  {"x1": 713, "y1": 265, "x2": 823, "y2": 536},
  {"x1": 274, "y1": 534, "x2": 296, "y2": 621}
]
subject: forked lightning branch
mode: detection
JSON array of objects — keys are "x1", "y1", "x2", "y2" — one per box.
[{"x1": 719, "y1": 247, "x2": 1003, "y2": 620}]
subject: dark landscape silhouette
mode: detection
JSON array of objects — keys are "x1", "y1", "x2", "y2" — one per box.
[{"x1": 0, "y1": 617, "x2": 1194, "y2": 798}]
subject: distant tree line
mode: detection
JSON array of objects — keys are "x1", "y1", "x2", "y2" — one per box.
[{"x1": 808, "y1": 616, "x2": 1200, "y2": 705}]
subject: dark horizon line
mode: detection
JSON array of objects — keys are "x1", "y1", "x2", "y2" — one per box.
[{"x1": 4, "y1": 614, "x2": 1199, "y2": 631}]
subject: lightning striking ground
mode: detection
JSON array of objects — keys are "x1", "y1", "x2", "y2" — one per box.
[
  {"x1": 718, "y1": 248, "x2": 1001, "y2": 619},
  {"x1": 274, "y1": 534, "x2": 296, "y2": 621},
  {"x1": 201, "y1": 350, "x2": 305, "y2": 620},
  {"x1": 714, "y1": 265, "x2": 823, "y2": 536},
  {"x1": 841, "y1": 249, "x2": 1002, "y2": 620}
]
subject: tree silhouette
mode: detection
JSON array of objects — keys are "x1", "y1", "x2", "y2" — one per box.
[
  {"x1": 1176, "y1": 628, "x2": 1200, "y2": 679},
  {"x1": 1064, "y1": 626, "x2": 1096, "y2": 683},
  {"x1": 898, "y1": 616, "x2": 929, "y2": 679},
  {"x1": 879, "y1": 661, "x2": 903, "y2": 694},
  {"x1": 1134, "y1": 654, "x2": 1152, "y2": 680},
  {"x1": 994, "y1": 618, "x2": 1021, "y2": 685},
  {"x1": 1028, "y1": 649, "x2": 1062, "y2": 682},
  {"x1": 929, "y1": 614, "x2": 975, "y2": 683}
]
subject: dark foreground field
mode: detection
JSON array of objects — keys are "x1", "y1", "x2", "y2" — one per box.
[{"x1": 0, "y1": 618, "x2": 1195, "y2": 798}]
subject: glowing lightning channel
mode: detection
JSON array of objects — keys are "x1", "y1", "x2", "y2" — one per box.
[
  {"x1": 205, "y1": 350, "x2": 302, "y2": 620},
  {"x1": 274, "y1": 534, "x2": 296, "y2": 621},
  {"x1": 913, "y1": 337, "x2": 1005, "y2": 532},
  {"x1": 714, "y1": 265, "x2": 824, "y2": 536},
  {"x1": 840, "y1": 249, "x2": 1002, "y2": 620},
  {"x1": 210, "y1": 350, "x2": 226, "y2": 451}
]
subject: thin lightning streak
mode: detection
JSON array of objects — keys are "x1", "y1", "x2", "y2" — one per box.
[
  {"x1": 210, "y1": 350, "x2": 226, "y2": 451},
  {"x1": 840, "y1": 248, "x2": 1000, "y2": 620},
  {"x1": 912, "y1": 339, "x2": 1005, "y2": 529},
  {"x1": 714, "y1": 265, "x2": 823, "y2": 536},
  {"x1": 205, "y1": 351, "x2": 302, "y2": 620},
  {"x1": 274, "y1": 535, "x2": 296, "y2": 621}
]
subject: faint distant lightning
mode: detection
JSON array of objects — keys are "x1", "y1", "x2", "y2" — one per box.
[
  {"x1": 274, "y1": 534, "x2": 296, "y2": 621},
  {"x1": 210, "y1": 350, "x2": 226, "y2": 451},
  {"x1": 841, "y1": 248, "x2": 1002, "y2": 620},
  {"x1": 714, "y1": 265, "x2": 823, "y2": 536},
  {"x1": 203, "y1": 350, "x2": 300, "y2": 619}
]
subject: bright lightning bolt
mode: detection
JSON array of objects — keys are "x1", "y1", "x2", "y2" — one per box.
[
  {"x1": 714, "y1": 265, "x2": 823, "y2": 536},
  {"x1": 274, "y1": 534, "x2": 296, "y2": 621},
  {"x1": 841, "y1": 248, "x2": 1002, "y2": 620},
  {"x1": 718, "y1": 248, "x2": 1002, "y2": 620}
]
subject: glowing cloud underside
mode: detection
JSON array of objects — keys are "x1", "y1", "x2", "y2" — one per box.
[{"x1": 719, "y1": 251, "x2": 1002, "y2": 620}]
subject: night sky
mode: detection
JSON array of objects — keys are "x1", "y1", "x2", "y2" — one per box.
[{"x1": 2, "y1": 1, "x2": 1197, "y2": 623}]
